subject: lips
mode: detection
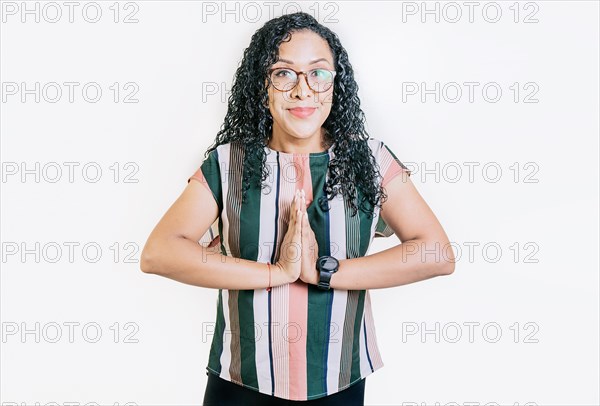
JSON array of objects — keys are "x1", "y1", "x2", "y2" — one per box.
[{"x1": 288, "y1": 107, "x2": 317, "y2": 118}]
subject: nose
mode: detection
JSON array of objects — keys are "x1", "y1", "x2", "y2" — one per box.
[{"x1": 290, "y1": 72, "x2": 313, "y2": 98}]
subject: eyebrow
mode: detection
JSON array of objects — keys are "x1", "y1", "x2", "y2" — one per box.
[{"x1": 276, "y1": 58, "x2": 332, "y2": 65}]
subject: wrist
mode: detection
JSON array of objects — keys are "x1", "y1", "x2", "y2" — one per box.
[
  {"x1": 315, "y1": 255, "x2": 339, "y2": 290},
  {"x1": 272, "y1": 262, "x2": 293, "y2": 285},
  {"x1": 310, "y1": 265, "x2": 319, "y2": 285}
]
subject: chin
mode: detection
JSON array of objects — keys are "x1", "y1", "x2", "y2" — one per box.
[{"x1": 287, "y1": 127, "x2": 321, "y2": 139}]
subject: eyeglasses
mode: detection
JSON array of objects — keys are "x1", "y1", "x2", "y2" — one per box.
[{"x1": 267, "y1": 67, "x2": 336, "y2": 93}]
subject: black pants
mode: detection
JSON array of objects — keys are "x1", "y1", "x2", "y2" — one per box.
[{"x1": 203, "y1": 371, "x2": 366, "y2": 406}]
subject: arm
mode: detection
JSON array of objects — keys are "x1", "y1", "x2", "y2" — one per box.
[
  {"x1": 140, "y1": 178, "x2": 296, "y2": 290},
  {"x1": 330, "y1": 171, "x2": 455, "y2": 290}
]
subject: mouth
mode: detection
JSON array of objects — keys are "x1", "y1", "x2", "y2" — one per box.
[{"x1": 288, "y1": 107, "x2": 317, "y2": 118}]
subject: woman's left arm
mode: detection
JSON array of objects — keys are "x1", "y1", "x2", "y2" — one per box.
[{"x1": 330, "y1": 172, "x2": 456, "y2": 290}]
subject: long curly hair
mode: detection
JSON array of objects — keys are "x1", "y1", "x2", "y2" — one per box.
[{"x1": 205, "y1": 12, "x2": 387, "y2": 217}]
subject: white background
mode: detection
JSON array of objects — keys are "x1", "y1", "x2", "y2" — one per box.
[{"x1": 1, "y1": 1, "x2": 598, "y2": 405}]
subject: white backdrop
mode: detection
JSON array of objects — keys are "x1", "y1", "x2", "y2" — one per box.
[{"x1": 1, "y1": 1, "x2": 598, "y2": 405}]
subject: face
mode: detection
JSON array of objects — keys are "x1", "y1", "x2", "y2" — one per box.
[{"x1": 266, "y1": 30, "x2": 335, "y2": 145}]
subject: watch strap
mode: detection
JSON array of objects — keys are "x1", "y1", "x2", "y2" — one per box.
[{"x1": 317, "y1": 271, "x2": 333, "y2": 290}]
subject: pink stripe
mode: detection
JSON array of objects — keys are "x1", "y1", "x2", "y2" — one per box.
[
  {"x1": 364, "y1": 292, "x2": 383, "y2": 368},
  {"x1": 381, "y1": 163, "x2": 407, "y2": 187},
  {"x1": 287, "y1": 155, "x2": 311, "y2": 399},
  {"x1": 188, "y1": 167, "x2": 206, "y2": 184},
  {"x1": 288, "y1": 280, "x2": 308, "y2": 399}
]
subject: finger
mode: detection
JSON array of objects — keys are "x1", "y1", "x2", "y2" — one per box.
[
  {"x1": 301, "y1": 213, "x2": 308, "y2": 240},
  {"x1": 295, "y1": 209, "x2": 302, "y2": 235},
  {"x1": 302, "y1": 212, "x2": 310, "y2": 236},
  {"x1": 291, "y1": 191, "x2": 298, "y2": 222}
]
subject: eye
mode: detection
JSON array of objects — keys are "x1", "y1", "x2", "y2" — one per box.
[
  {"x1": 311, "y1": 69, "x2": 329, "y2": 79},
  {"x1": 273, "y1": 68, "x2": 294, "y2": 78}
]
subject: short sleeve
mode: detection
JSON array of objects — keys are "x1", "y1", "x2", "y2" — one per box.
[
  {"x1": 374, "y1": 141, "x2": 411, "y2": 238},
  {"x1": 379, "y1": 142, "x2": 411, "y2": 188},
  {"x1": 187, "y1": 149, "x2": 223, "y2": 213}
]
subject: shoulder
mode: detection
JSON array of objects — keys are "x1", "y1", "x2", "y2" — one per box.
[
  {"x1": 363, "y1": 137, "x2": 389, "y2": 160},
  {"x1": 365, "y1": 137, "x2": 385, "y2": 153},
  {"x1": 364, "y1": 136, "x2": 412, "y2": 177},
  {"x1": 204, "y1": 141, "x2": 237, "y2": 162}
]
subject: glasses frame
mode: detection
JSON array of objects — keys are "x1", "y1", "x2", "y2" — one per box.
[{"x1": 267, "y1": 67, "x2": 337, "y2": 93}]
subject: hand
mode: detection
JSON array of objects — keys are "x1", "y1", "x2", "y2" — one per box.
[
  {"x1": 299, "y1": 189, "x2": 320, "y2": 285},
  {"x1": 275, "y1": 189, "x2": 303, "y2": 283}
]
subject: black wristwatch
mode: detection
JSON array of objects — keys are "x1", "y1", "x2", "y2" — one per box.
[{"x1": 316, "y1": 255, "x2": 339, "y2": 290}]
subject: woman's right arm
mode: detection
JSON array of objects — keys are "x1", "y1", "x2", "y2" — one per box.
[{"x1": 140, "y1": 178, "x2": 301, "y2": 290}]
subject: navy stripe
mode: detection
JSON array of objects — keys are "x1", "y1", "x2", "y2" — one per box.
[{"x1": 363, "y1": 319, "x2": 374, "y2": 372}]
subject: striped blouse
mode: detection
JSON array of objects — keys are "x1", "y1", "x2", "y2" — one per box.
[{"x1": 188, "y1": 137, "x2": 411, "y2": 401}]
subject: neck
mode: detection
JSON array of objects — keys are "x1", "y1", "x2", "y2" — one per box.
[{"x1": 268, "y1": 128, "x2": 330, "y2": 154}]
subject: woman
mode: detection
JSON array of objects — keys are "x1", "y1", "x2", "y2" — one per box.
[{"x1": 141, "y1": 12, "x2": 455, "y2": 406}]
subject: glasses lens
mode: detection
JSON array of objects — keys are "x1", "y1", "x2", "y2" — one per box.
[
  {"x1": 270, "y1": 68, "x2": 334, "y2": 92},
  {"x1": 270, "y1": 68, "x2": 297, "y2": 91},
  {"x1": 308, "y1": 69, "x2": 334, "y2": 92}
]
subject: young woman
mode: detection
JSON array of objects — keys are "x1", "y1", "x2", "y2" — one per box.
[{"x1": 141, "y1": 12, "x2": 455, "y2": 406}]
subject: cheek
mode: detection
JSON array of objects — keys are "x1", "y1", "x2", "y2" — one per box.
[
  {"x1": 319, "y1": 90, "x2": 334, "y2": 106},
  {"x1": 271, "y1": 91, "x2": 289, "y2": 108},
  {"x1": 319, "y1": 93, "x2": 334, "y2": 114}
]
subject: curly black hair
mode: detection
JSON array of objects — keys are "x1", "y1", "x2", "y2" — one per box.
[{"x1": 205, "y1": 12, "x2": 387, "y2": 218}]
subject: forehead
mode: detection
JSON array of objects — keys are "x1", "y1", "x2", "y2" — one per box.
[{"x1": 277, "y1": 30, "x2": 333, "y2": 65}]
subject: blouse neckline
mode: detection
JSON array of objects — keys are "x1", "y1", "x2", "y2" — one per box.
[{"x1": 265, "y1": 142, "x2": 334, "y2": 157}]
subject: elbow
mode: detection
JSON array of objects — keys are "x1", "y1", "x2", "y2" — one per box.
[
  {"x1": 437, "y1": 260, "x2": 455, "y2": 276},
  {"x1": 140, "y1": 250, "x2": 156, "y2": 274},
  {"x1": 140, "y1": 236, "x2": 190, "y2": 276},
  {"x1": 140, "y1": 243, "x2": 162, "y2": 275},
  {"x1": 432, "y1": 240, "x2": 456, "y2": 276}
]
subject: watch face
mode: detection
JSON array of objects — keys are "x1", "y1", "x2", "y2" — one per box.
[{"x1": 318, "y1": 256, "x2": 339, "y2": 272}]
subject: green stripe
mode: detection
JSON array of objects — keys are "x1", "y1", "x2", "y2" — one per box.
[
  {"x1": 206, "y1": 148, "x2": 225, "y2": 374},
  {"x1": 306, "y1": 155, "x2": 332, "y2": 397},
  {"x1": 374, "y1": 216, "x2": 393, "y2": 238},
  {"x1": 336, "y1": 181, "x2": 372, "y2": 387},
  {"x1": 350, "y1": 290, "x2": 366, "y2": 382},
  {"x1": 236, "y1": 144, "x2": 260, "y2": 388},
  {"x1": 357, "y1": 185, "x2": 373, "y2": 256},
  {"x1": 201, "y1": 149, "x2": 223, "y2": 212},
  {"x1": 338, "y1": 290, "x2": 359, "y2": 388},
  {"x1": 207, "y1": 289, "x2": 225, "y2": 373}
]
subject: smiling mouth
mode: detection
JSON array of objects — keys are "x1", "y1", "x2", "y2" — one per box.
[{"x1": 288, "y1": 107, "x2": 317, "y2": 118}]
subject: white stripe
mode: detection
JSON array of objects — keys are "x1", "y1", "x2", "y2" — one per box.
[
  {"x1": 326, "y1": 160, "x2": 348, "y2": 392},
  {"x1": 216, "y1": 144, "x2": 232, "y2": 380},
  {"x1": 252, "y1": 149, "x2": 278, "y2": 394},
  {"x1": 359, "y1": 310, "x2": 372, "y2": 377},
  {"x1": 219, "y1": 144, "x2": 232, "y2": 257},
  {"x1": 367, "y1": 138, "x2": 384, "y2": 251},
  {"x1": 272, "y1": 153, "x2": 293, "y2": 399},
  {"x1": 219, "y1": 289, "x2": 232, "y2": 380},
  {"x1": 362, "y1": 291, "x2": 384, "y2": 372},
  {"x1": 362, "y1": 140, "x2": 383, "y2": 376}
]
